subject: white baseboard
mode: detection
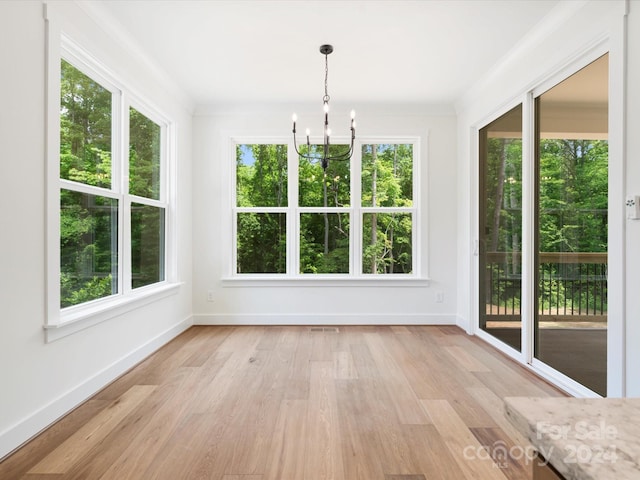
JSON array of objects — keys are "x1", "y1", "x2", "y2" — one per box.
[
  {"x1": 456, "y1": 314, "x2": 472, "y2": 334},
  {"x1": 0, "y1": 315, "x2": 193, "y2": 461},
  {"x1": 193, "y1": 313, "x2": 457, "y2": 325}
]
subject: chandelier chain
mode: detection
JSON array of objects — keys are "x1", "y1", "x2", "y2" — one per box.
[{"x1": 324, "y1": 53, "x2": 330, "y2": 103}]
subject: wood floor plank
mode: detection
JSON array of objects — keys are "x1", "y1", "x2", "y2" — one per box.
[
  {"x1": 180, "y1": 325, "x2": 234, "y2": 367},
  {"x1": 256, "y1": 326, "x2": 284, "y2": 350},
  {"x1": 421, "y1": 399, "x2": 508, "y2": 480},
  {"x1": 65, "y1": 368, "x2": 201, "y2": 480},
  {"x1": 333, "y1": 351, "x2": 358, "y2": 380},
  {"x1": 335, "y1": 379, "x2": 385, "y2": 480},
  {"x1": 349, "y1": 343, "x2": 381, "y2": 379},
  {"x1": 444, "y1": 345, "x2": 492, "y2": 372},
  {"x1": 304, "y1": 361, "x2": 345, "y2": 480},
  {"x1": 263, "y1": 399, "x2": 307, "y2": 480},
  {"x1": 226, "y1": 351, "x2": 290, "y2": 475},
  {"x1": 97, "y1": 368, "x2": 202, "y2": 480},
  {"x1": 19, "y1": 475, "x2": 64, "y2": 479},
  {"x1": 310, "y1": 330, "x2": 334, "y2": 362},
  {"x1": 187, "y1": 349, "x2": 252, "y2": 415},
  {"x1": 0, "y1": 399, "x2": 109, "y2": 480},
  {"x1": 359, "y1": 378, "x2": 421, "y2": 476},
  {"x1": 385, "y1": 475, "x2": 427, "y2": 480},
  {"x1": 465, "y1": 386, "x2": 531, "y2": 448},
  {"x1": 28, "y1": 385, "x2": 156, "y2": 474},
  {"x1": 222, "y1": 476, "x2": 263, "y2": 480},
  {"x1": 138, "y1": 412, "x2": 215, "y2": 480},
  {"x1": 363, "y1": 332, "x2": 430, "y2": 425},
  {"x1": 390, "y1": 325, "x2": 412, "y2": 334},
  {"x1": 470, "y1": 426, "x2": 530, "y2": 480},
  {"x1": 402, "y1": 424, "x2": 467, "y2": 479}
]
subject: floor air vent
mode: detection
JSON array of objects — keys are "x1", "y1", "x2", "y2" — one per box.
[{"x1": 309, "y1": 327, "x2": 339, "y2": 333}]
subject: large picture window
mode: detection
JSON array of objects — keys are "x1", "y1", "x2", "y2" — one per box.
[
  {"x1": 48, "y1": 37, "x2": 174, "y2": 337},
  {"x1": 232, "y1": 139, "x2": 418, "y2": 278}
]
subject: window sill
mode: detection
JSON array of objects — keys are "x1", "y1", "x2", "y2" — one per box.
[
  {"x1": 44, "y1": 282, "x2": 182, "y2": 343},
  {"x1": 221, "y1": 276, "x2": 430, "y2": 288}
]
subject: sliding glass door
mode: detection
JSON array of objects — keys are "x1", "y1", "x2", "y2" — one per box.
[
  {"x1": 478, "y1": 54, "x2": 608, "y2": 396},
  {"x1": 479, "y1": 105, "x2": 523, "y2": 352},
  {"x1": 534, "y1": 54, "x2": 608, "y2": 396}
]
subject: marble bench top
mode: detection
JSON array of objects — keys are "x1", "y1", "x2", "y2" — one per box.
[{"x1": 504, "y1": 397, "x2": 640, "y2": 480}]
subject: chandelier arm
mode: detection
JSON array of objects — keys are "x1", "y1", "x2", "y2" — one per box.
[
  {"x1": 292, "y1": 129, "x2": 315, "y2": 160},
  {"x1": 328, "y1": 135, "x2": 356, "y2": 161}
]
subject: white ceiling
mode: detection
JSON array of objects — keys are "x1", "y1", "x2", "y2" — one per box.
[{"x1": 88, "y1": 0, "x2": 565, "y2": 109}]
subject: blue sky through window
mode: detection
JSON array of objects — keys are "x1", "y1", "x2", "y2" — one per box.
[{"x1": 239, "y1": 144, "x2": 255, "y2": 166}]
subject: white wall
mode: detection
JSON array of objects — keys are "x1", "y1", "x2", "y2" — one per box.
[
  {"x1": 624, "y1": 0, "x2": 640, "y2": 396},
  {"x1": 455, "y1": 0, "x2": 634, "y2": 395},
  {"x1": 0, "y1": 1, "x2": 193, "y2": 459},
  {"x1": 192, "y1": 105, "x2": 458, "y2": 325}
]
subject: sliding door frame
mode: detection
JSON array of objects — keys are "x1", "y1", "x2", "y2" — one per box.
[{"x1": 473, "y1": 38, "x2": 625, "y2": 398}]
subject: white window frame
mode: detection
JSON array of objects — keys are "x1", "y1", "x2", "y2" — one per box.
[
  {"x1": 226, "y1": 136, "x2": 428, "y2": 286},
  {"x1": 45, "y1": 31, "x2": 179, "y2": 342}
]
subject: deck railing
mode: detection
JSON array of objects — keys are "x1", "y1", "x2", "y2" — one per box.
[{"x1": 485, "y1": 251, "x2": 607, "y2": 322}]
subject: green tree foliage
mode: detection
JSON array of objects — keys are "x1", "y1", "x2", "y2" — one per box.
[
  {"x1": 60, "y1": 60, "x2": 112, "y2": 188},
  {"x1": 236, "y1": 145, "x2": 288, "y2": 273},
  {"x1": 362, "y1": 213, "x2": 412, "y2": 274},
  {"x1": 237, "y1": 144, "x2": 287, "y2": 207},
  {"x1": 60, "y1": 191, "x2": 117, "y2": 307},
  {"x1": 539, "y1": 139, "x2": 608, "y2": 254},
  {"x1": 362, "y1": 144, "x2": 413, "y2": 208},
  {"x1": 537, "y1": 139, "x2": 608, "y2": 313},
  {"x1": 298, "y1": 145, "x2": 350, "y2": 207},
  {"x1": 298, "y1": 145, "x2": 351, "y2": 273},
  {"x1": 484, "y1": 133, "x2": 608, "y2": 314},
  {"x1": 129, "y1": 109, "x2": 165, "y2": 288},
  {"x1": 361, "y1": 144, "x2": 413, "y2": 274},
  {"x1": 131, "y1": 203, "x2": 165, "y2": 288},
  {"x1": 237, "y1": 213, "x2": 287, "y2": 273},
  {"x1": 129, "y1": 108, "x2": 161, "y2": 200},
  {"x1": 300, "y1": 213, "x2": 349, "y2": 273}
]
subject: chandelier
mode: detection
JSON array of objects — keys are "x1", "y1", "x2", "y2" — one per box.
[{"x1": 292, "y1": 44, "x2": 356, "y2": 171}]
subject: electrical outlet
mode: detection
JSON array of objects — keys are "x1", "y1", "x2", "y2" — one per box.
[
  {"x1": 207, "y1": 290, "x2": 215, "y2": 302},
  {"x1": 436, "y1": 291, "x2": 444, "y2": 303}
]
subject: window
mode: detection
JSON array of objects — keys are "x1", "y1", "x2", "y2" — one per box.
[
  {"x1": 232, "y1": 139, "x2": 419, "y2": 279},
  {"x1": 235, "y1": 144, "x2": 288, "y2": 274},
  {"x1": 361, "y1": 143, "x2": 414, "y2": 274},
  {"x1": 47, "y1": 37, "x2": 175, "y2": 337},
  {"x1": 60, "y1": 60, "x2": 117, "y2": 307},
  {"x1": 299, "y1": 145, "x2": 351, "y2": 274}
]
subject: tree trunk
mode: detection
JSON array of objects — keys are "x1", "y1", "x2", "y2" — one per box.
[
  {"x1": 371, "y1": 145, "x2": 378, "y2": 273},
  {"x1": 323, "y1": 173, "x2": 329, "y2": 255},
  {"x1": 389, "y1": 145, "x2": 398, "y2": 273},
  {"x1": 490, "y1": 139, "x2": 507, "y2": 253}
]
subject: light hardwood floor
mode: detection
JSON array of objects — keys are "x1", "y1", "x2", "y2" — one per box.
[{"x1": 0, "y1": 326, "x2": 564, "y2": 479}]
